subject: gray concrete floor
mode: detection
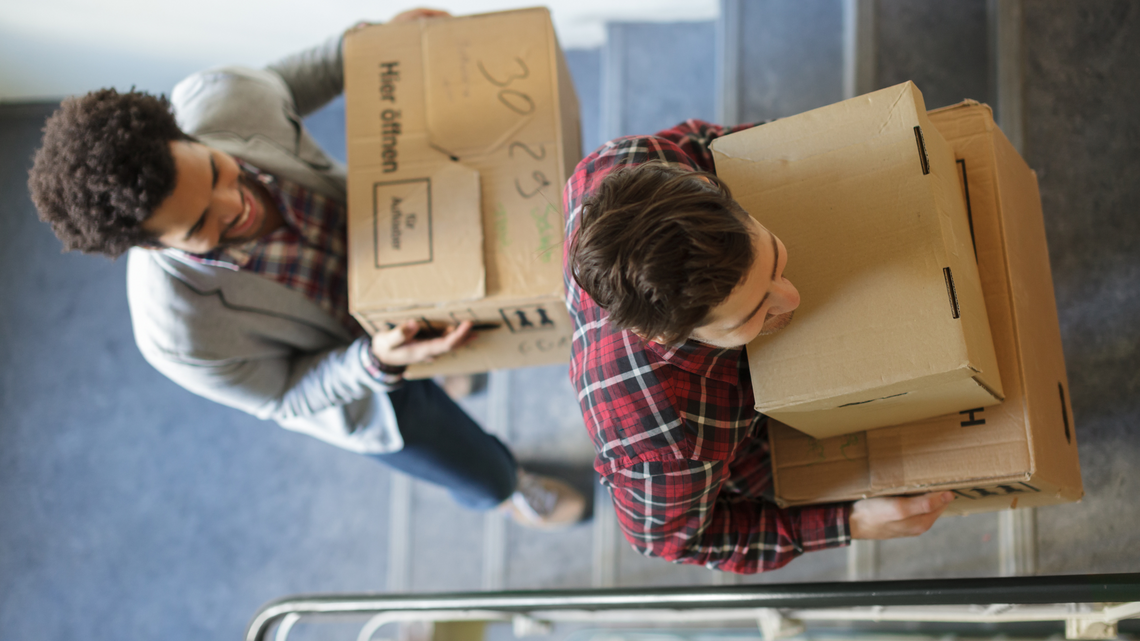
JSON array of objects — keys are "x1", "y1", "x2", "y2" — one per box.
[
  {"x1": 2, "y1": 2, "x2": 1139, "y2": 640},
  {"x1": 1023, "y1": 0, "x2": 1140, "y2": 574}
]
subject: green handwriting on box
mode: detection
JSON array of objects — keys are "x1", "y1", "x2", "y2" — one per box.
[
  {"x1": 804, "y1": 433, "x2": 862, "y2": 466},
  {"x1": 494, "y1": 202, "x2": 510, "y2": 247},
  {"x1": 531, "y1": 203, "x2": 559, "y2": 263}
]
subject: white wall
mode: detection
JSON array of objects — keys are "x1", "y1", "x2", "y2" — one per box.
[{"x1": 0, "y1": 0, "x2": 717, "y2": 101}]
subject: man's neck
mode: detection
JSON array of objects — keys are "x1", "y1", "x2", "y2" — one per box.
[{"x1": 250, "y1": 177, "x2": 286, "y2": 237}]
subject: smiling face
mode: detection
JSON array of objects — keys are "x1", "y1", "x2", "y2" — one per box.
[
  {"x1": 142, "y1": 140, "x2": 282, "y2": 254},
  {"x1": 688, "y1": 217, "x2": 801, "y2": 348}
]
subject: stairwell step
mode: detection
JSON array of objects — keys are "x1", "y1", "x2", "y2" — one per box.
[
  {"x1": 602, "y1": 20, "x2": 718, "y2": 140},
  {"x1": 720, "y1": 0, "x2": 847, "y2": 124},
  {"x1": 876, "y1": 0, "x2": 990, "y2": 110}
]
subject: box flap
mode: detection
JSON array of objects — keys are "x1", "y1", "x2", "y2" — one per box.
[
  {"x1": 345, "y1": 20, "x2": 487, "y2": 308},
  {"x1": 423, "y1": 8, "x2": 570, "y2": 302},
  {"x1": 421, "y1": 9, "x2": 559, "y2": 159},
  {"x1": 769, "y1": 421, "x2": 871, "y2": 503},
  {"x1": 765, "y1": 370, "x2": 1000, "y2": 437},
  {"x1": 348, "y1": 161, "x2": 484, "y2": 309},
  {"x1": 991, "y1": 119, "x2": 1083, "y2": 495}
]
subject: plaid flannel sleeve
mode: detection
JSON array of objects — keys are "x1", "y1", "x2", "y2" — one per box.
[
  {"x1": 648, "y1": 120, "x2": 761, "y2": 172},
  {"x1": 604, "y1": 435, "x2": 851, "y2": 575}
]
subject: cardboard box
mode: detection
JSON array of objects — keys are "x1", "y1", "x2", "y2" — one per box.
[
  {"x1": 344, "y1": 8, "x2": 582, "y2": 377},
  {"x1": 768, "y1": 101, "x2": 1083, "y2": 515},
  {"x1": 711, "y1": 81, "x2": 1003, "y2": 438}
]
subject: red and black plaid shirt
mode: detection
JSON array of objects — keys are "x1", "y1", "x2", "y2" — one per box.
[{"x1": 562, "y1": 120, "x2": 851, "y2": 574}]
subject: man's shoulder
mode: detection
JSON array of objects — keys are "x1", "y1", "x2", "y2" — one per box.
[
  {"x1": 571, "y1": 319, "x2": 700, "y2": 467},
  {"x1": 574, "y1": 133, "x2": 701, "y2": 179},
  {"x1": 571, "y1": 315, "x2": 759, "y2": 472},
  {"x1": 564, "y1": 132, "x2": 702, "y2": 235},
  {"x1": 125, "y1": 248, "x2": 349, "y2": 362},
  {"x1": 126, "y1": 249, "x2": 242, "y2": 322},
  {"x1": 170, "y1": 65, "x2": 291, "y2": 139},
  {"x1": 172, "y1": 65, "x2": 285, "y2": 112}
]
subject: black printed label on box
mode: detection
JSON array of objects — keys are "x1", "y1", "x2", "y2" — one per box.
[
  {"x1": 952, "y1": 481, "x2": 1040, "y2": 500},
  {"x1": 500, "y1": 305, "x2": 558, "y2": 333},
  {"x1": 373, "y1": 178, "x2": 433, "y2": 268}
]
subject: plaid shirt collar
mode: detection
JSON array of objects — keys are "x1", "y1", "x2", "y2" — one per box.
[{"x1": 642, "y1": 338, "x2": 745, "y2": 386}]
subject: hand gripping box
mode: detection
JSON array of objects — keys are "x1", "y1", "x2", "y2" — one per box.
[
  {"x1": 711, "y1": 81, "x2": 1004, "y2": 439},
  {"x1": 344, "y1": 8, "x2": 582, "y2": 378},
  {"x1": 768, "y1": 101, "x2": 1083, "y2": 515}
]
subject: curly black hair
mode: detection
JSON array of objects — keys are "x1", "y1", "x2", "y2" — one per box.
[{"x1": 28, "y1": 88, "x2": 192, "y2": 257}]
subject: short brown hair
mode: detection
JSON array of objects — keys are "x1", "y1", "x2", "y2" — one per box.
[
  {"x1": 569, "y1": 161, "x2": 755, "y2": 346},
  {"x1": 28, "y1": 88, "x2": 191, "y2": 257}
]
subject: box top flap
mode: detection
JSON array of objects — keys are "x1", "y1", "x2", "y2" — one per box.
[
  {"x1": 349, "y1": 160, "x2": 485, "y2": 309},
  {"x1": 712, "y1": 82, "x2": 922, "y2": 163},
  {"x1": 420, "y1": 8, "x2": 559, "y2": 160}
]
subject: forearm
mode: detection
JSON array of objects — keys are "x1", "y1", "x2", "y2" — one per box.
[
  {"x1": 145, "y1": 336, "x2": 393, "y2": 422},
  {"x1": 268, "y1": 337, "x2": 399, "y2": 419},
  {"x1": 606, "y1": 462, "x2": 851, "y2": 574}
]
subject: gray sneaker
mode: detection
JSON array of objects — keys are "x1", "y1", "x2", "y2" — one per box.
[{"x1": 504, "y1": 470, "x2": 586, "y2": 529}]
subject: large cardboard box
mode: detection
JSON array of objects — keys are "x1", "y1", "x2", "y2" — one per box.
[
  {"x1": 344, "y1": 8, "x2": 582, "y2": 377},
  {"x1": 768, "y1": 101, "x2": 1083, "y2": 515},
  {"x1": 710, "y1": 81, "x2": 1004, "y2": 439}
]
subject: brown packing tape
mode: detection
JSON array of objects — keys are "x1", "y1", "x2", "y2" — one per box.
[
  {"x1": 774, "y1": 459, "x2": 871, "y2": 503},
  {"x1": 770, "y1": 422, "x2": 868, "y2": 467}
]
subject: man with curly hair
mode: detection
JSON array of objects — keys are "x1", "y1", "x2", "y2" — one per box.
[{"x1": 27, "y1": 8, "x2": 585, "y2": 529}]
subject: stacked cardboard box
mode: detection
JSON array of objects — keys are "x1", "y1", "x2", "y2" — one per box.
[
  {"x1": 767, "y1": 100, "x2": 1082, "y2": 515},
  {"x1": 344, "y1": 8, "x2": 582, "y2": 378},
  {"x1": 712, "y1": 82, "x2": 1004, "y2": 439}
]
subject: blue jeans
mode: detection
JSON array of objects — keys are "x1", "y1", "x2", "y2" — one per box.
[{"x1": 372, "y1": 379, "x2": 518, "y2": 510}]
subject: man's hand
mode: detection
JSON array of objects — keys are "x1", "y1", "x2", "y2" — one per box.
[
  {"x1": 850, "y1": 491, "x2": 954, "y2": 540},
  {"x1": 390, "y1": 8, "x2": 451, "y2": 23},
  {"x1": 371, "y1": 319, "x2": 474, "y2": 367}
]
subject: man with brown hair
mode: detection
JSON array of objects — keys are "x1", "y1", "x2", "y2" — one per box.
[{"x1": 564, "y1": 120, "x2": 953, "y2": 573}]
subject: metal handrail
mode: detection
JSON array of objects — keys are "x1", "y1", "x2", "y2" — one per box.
[{"x1": 247, "y1": 573, "x2": 1140, "y2": 641}]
